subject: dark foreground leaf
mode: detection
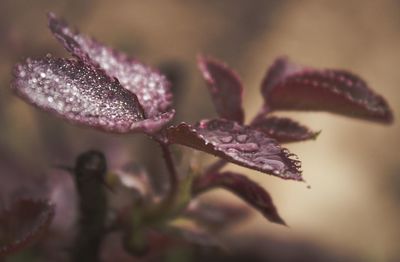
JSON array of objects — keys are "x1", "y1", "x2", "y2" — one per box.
[
  {"x1": 251, "y1": 116, "x2": 319, "y2": 143},
  {"x1": 12, "y1": 56, "x2": 173, "y2": 133},
  {"x1": 0, "y1": 199, "x2": 54, "y2": 256},
  {"x1": 197, "y1": 55, "x2": 244, "y2": 123},
  {"x1": 261, "y1": 57, "x2": 393, "y2": 123},
  {"x1": 193, "y1": 172, "x2": 286, "y2": 225},
  {"x1": 167, "y1": 119, "x2": 302, "y2": 180},
  {"x1": 48, "y1": 12, "x2": 173, "y2": 119}
]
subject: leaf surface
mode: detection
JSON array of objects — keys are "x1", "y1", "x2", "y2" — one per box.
[
  {"x1": 0, "y1": 199, "x2": 54, "y2": 256},
  {"x1": 261, "y1": 57, "x2": 393, "y2": 123},
  {"x1": 251, "y1": 116, "x2": 319, "y2": 143},
  {"x1": 12, "y1": 57, "x2": 173, "y2": 133},
  {"x1": 167, "y1": 119, "x2": 302, "y2": 180},
  {"x1": 193, "y1": 172, "x2": 285, "y2": 225},
  {"x1": 198, "y1": 55, "x2": 244, "y2": 123},
  {"x1": 48, "y1": 12, "x2": 173, "y2": 119}
]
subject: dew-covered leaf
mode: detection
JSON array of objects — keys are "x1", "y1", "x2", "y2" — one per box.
[
  {"x1": 251, "y1": 116, "x2": 319, "y2": 143},
  {"x1": 197, "y1": 55, "x2": 244, "y2": 123},
  {"x1": 0, "y1": 199, "x2": 55, "y2": 256},
  {"x1": 261, "y1": 57, "x2": 393, "y2": 123},
  {"x1": 12, "y1": 56, "x2": 173, "y2": 134},
  {"x1": 48, "y1": 12, "x2": 173, "y2": 119},
  {"x1": 193, "y1": 172, "x2": 285, "y2": 225},
  {"x1": 167, "y1": 119, "x2": 302, "y2": 180}
]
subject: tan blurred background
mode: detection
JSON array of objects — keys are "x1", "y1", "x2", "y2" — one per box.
[{"x1": 1, "y1": 0, "x2": 400, "y2": 261}]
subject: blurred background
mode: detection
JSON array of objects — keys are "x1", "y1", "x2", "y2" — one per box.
[{"x1": 0, "y1": 0, "x2": 399, "y2": 261}]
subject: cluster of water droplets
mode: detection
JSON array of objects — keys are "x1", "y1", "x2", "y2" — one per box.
[
  {"x1": 195, "y1": 119, "x2": 302, "y2": 180},
  {"x1": 49, "y1": 14, "x2": 172, "y2": 119},
  {"x1": 12, "y1": 56, "x2": 146, "y2": 133}
]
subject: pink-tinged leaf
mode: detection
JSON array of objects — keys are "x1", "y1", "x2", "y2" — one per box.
[
  {"x1": 48, "y1": 12, "x2": 173, "y2": 119},
  {"x1": 193, "y1": 172, "x2": 285, "y2": 225},
  {"x1": 167, "y1": 119, "x2": 302, "y2": 180},
  {"x1": 251, "y1": 116, "x2": 320, "y2": 143},
  {"x1": 183, "y1": 200, "x2": 251, "y2": 232},
  {"x1": 0, "y1": 199, "x2": 55, "y2": 256},
  {"x1": 197, "y1": 55, "x2": 244, "y2": 123},
  {"x1": 261, "y1": 57, "x2": 393, "y2": 123},
  {"x1": 12, "y1": 56, "x2": 173, "y2": 134}
]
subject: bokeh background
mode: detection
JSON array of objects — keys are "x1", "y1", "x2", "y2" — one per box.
[{"x1": 1, "y1": 0, "x2": 399, "y2": 261}]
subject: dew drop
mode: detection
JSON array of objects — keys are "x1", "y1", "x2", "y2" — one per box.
[
  {"x1": 236, "y1": 134, "x2": 248, "y2": 143},
  {"x1": 220, "y1": 136, "x2": 233, "y2": 143}
]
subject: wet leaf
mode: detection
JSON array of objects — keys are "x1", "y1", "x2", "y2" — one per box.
[
  {"x1": 0, "y1": 199, "x2": 55, "y2": 256},
  {"x1": 12, "y1": 56, "x2": 173, "y2": 134},
  {"x1": 48, "y1": 12, "x2": 173, "y2": 119},
  {"x1": 251, "y1": 116, "x2": 319, "y2": 143},
  {"x1": 261, "y1": 57, "x2": 393, "y2": 123},
  {"x1": 167, "y1": 119, "x2": 302, "y2": 180},
  {"x1": 197, "y1": 55, "x2": 244, "y2": 123},
  {"x1": 193, "y1": 172, "x2": 285, "y2": 225}
]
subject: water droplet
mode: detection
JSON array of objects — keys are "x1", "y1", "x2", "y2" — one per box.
[
  {"x1": 220, "y1": 136, "x2": 233, "y2": 143},
  {"x1": 19, "y1": 70, "x2": 26, "y2": 77},
  {"x1": 236, "y1": 134, "x2": 248, "y2": 143}
]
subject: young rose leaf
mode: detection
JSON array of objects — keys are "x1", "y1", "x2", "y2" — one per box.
[
  {"x1": 251, "y1": 116, "x2": 320, "y2": 143},
  {"x1": 167, "y1": 119, "x2": 302, "y2": 180},
  {"x1": 48, "y1": 12, "x2": 173, "y2": 119},
  {"x1": 193, "y1": 172, "x2": 285, "y2": 225},
  {"x1": 261, "y1": 57, "x2": 393, "y2": 123},
  {"x1": 197, "y1": 55, "x2": 244, "y2": 123},
  {"x1": 0, "y1": 199, "x2": 55, "y2": 256},
  {"x1": 12, "y1": 56, "x2": 173, "y2": 134},
  {"x1": 261, "y1": 56, "x2": 300, "y2": 97}
]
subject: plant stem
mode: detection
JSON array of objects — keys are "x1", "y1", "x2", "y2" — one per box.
[
  {"x1": 158, "y1": 142, "x2": 178, "y2": 202},
  {"x1": 72, "y1": 150, "x2": 108, "y2": 262}
]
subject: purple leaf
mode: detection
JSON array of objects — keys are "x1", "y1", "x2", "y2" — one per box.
[
  {"x1": 197, "y1": 55, "x2": 244, "y2": 123},
  {"x1": 193, "y1": 172, "x2": 285, "y2": 225},
  {"x1": 167, "y1": 119, "x2": 302, "y2": 180},
  {"x1": 12, "y1": 56, "x2": 173, "y2": 134},
  {"x1": 251, "y1": 116, "x2": 320, "y2": 143},
  {"x1": 48, "y1": 12, "x2": 173, "y2": 119},
  {"x1": 261, "y1": 57, "x2": 393, "y2": 123},
  {"x1": 0, "y1": 199, "x2": 55, "y2": 256}
]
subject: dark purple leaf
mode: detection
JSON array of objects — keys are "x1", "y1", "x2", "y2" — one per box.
[
  {"x1": 183, "y1": 200, "x2": 251, "y2": 231},
  {"x1": 48, "y1": 12, "x2": 173, "y2": 119},
  {"x1": 193, "y1": 172, "x2": 285, "y2": 225},
  {"x1": 197, "y1": 55, "x2": 244, "y2": 123},
  {"x1": 261, "y1": 57, "x2": 393, "y2": 123},
  {"x1": 0, "y1": 199, "x2": 55, "y2": 256},
  {"x1": 251, "y1": 116, "x2": 320, "y2": 143},
  {"x1": 167, "y1": 119, "x2": 302, "y2": 180},
  {"x1": 261, "y1": 56, "x2": 300, "y2": 98},
  {"x1": 12, "y1": 56, "x2": 174, "y2": 134}
]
